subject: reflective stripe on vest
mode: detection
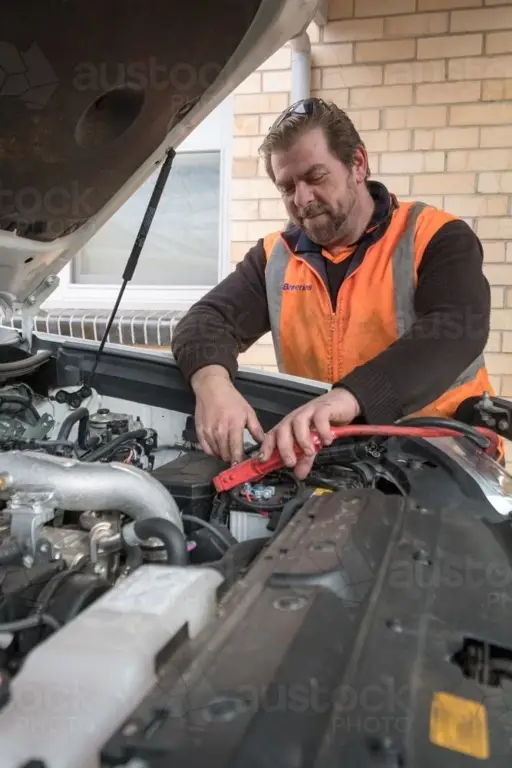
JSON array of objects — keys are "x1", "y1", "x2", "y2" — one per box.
[{"x1": 264, "y1": 203, "x2": 485, "y2": 390}]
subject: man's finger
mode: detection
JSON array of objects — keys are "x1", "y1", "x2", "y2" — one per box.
[
  {"x1": 246, "y1": 409, "x2": 265, "y2": 445},
  {"x1": 228, "y1": 422, "x2": 245, "y2": 465},
  {"x1": 293, "y1": 454, "x2": 316, "y2": 480},
  {"x1": 199, "y1": 427, "x2": 216, "y2": 457},
  {"x1": 312, "y1": 405, "x2": 335, "y2": 446},
  {"x1": 195, "y1": 414, "x2": 213, "y2": 456},
  {"x1": 199, "y1": 437, "x2": 214, "y2": 456},
  {"x1": 291, "y1": 409, "x2": 316, "y2": 455},
  {"x1": 213, "y1": 423, "x2": 231, "y2": 463},
  {"x1": 258, "y1": 429, "x2": 277, "y2": 462},
  {"x1": 276, "y1": 422, "x2": 298, "y2": 468}
]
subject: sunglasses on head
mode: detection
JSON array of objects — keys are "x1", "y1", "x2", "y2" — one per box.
[{"x1": 270, "y1": 97, "x2": 330, "y2": 131}]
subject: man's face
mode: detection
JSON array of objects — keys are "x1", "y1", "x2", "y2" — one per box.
[{"x1": 270, "y1": 126, "x2": 367, "y2": 247}]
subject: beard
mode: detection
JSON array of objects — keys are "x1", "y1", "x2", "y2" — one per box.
[
  {"x1": 295, "y1": 186, "x2": 358, "y2": 247},
  {"x1": 300, "y1": 208, "x2": 349, "y2": 246}
]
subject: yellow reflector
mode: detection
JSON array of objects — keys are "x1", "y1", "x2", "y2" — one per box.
[{"x1": 430, "y1": 691, "x2": 489, "y2": 760}]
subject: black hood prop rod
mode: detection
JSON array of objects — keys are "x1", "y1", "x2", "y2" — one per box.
[{"x1": 87, "y1": 147, "x2": 177, "y2": 386}]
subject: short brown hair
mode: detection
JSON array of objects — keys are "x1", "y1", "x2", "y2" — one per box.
[{"x1": 258, "y1": 98, "x2": 370, "y2": 183}]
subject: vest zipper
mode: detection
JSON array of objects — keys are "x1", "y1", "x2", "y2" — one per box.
[
  {"x1": 296, "y1": 256, "x2": 338, "y2": 380},
  {"x1": 331, "y1": 312, "x2": 338, "y2": 382},
  {"x1": 335, "y1": 261, "x2": 365, "y2": 381}
]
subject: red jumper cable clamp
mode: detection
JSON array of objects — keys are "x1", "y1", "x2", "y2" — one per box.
[
  {"x1": 213, "y1": 432, "x2": 326, "y2": 493},
  {"x1": 212, "y1": 424, "x2": 499, "y2": 493}
]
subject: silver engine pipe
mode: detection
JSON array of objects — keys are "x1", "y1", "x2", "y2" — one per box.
[{"x1": 0, "y1": 450, "x2": 184, "y2": 532}]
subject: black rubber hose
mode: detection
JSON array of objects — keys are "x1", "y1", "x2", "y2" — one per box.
[
  {"x1": 132, "y1": 517, "x2": 189, "y2": 566},
  {"x1": 0, "y1": 393, "x2": 40, "y2": 422},
  {"x1": 208, "y1": 537, "x2": 269, "y2": 586},
  {"x1": 57, "y1": 406, "x2": 87, "y2": 439},
  {"x1": 210, "y1": 494, "x2": 230, "y2": 525},
  {"x1": 0, "y1": 350, "x2": 51, "y2": 378},
  {"x1": 0, "y1": 613, "x2": 60, "y2": 633},
  {"x1": 81, "y1": 428, "x2": 148, "y2": 462},
  {"x1": 181, "y1": 514, "x2": 233, "y2": 552},
  {"x1": 33, "y1": 560, "x2": 88, "y2": 616},
  {"x1": 57, "y1": 406, "x2": 90, "y2": 448},
  {"x1": 124, "y1": 541, "x2": 144, "y2": 571},
  {"x1": 394, "y1": 415, "x2": 490, "y2": 450}
]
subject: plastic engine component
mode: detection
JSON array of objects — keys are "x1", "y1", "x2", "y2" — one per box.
[
  {"x1": 152, "y1": 451, "x2": 228, "y2": 519},
  {"x1": 0, "y1": 564, "x2": 223, "y2": 768}
]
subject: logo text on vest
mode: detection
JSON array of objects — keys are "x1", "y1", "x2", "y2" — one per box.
[{"x1": 282, "y1": 283, "x2": 313, "y2": 291}]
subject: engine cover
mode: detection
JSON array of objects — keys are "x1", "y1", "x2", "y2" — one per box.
[{"x1": 101, "y1": 483, "x2": 512, "y2": 767}]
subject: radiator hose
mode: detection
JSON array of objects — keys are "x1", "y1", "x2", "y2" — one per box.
[{"x1": 121, "y1": 516, "x2": 189, "y2": 566}]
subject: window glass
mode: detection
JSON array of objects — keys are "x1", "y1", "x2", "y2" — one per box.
[{"x1": 72, "y1": 150, "x2": 221, "y2": 286}]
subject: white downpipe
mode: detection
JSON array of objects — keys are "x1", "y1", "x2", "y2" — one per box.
[{"x1": 289, "y1": 31, "x2": 311, "y2": 102}]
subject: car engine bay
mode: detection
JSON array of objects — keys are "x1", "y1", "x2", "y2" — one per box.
[{"x1": 0, "y1": 377, "x2": 396, "y2": 680}]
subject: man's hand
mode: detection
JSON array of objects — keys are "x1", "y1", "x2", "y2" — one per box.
[
  {"x1": 191, "y1": 365, "x2": 265, "y2": 464},
  {"x1": 258, "y1": 388, "x2": 361, "y2": 479}
]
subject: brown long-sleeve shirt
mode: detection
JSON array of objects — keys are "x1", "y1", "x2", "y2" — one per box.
[{"x1": 171, "y1": 182, "x2": 491, "y2": 423}]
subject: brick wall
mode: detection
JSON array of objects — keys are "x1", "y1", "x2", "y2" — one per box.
[{"x1": 230, "y1": 0, "x2": 512, "y2": 399}]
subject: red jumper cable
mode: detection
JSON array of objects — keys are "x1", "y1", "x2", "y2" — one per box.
[{"x1": 212, "y1": 424, "x2": 499, "y2": 493}]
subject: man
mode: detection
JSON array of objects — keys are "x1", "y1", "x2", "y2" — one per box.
[{"x1": 171, "y1": 97, "x2": 495, "y2": 479}]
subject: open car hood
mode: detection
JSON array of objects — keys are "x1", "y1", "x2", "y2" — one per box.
[{"x1": 0, "y1": 0, "x2": 319, "y2": 316}]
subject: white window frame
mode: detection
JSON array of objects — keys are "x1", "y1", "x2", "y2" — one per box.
[{"x1": 43, "y1": 95, "x2": 233, "y2": 311}]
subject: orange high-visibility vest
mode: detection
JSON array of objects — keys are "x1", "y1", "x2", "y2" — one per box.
[{"x1": 263, "y1": 200, "x2": 495, "y2": 421}]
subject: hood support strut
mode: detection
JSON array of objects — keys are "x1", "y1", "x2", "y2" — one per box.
[{"x1": 88, "y1": 147, "x2": 177, "y2": 385}]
